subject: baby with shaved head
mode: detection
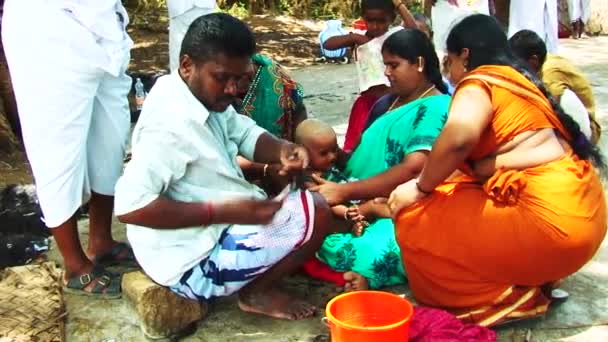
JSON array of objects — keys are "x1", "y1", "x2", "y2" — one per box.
[
  {"x1": 295, "y1": 119, "x2": 340, "y2": 174},
  {"x1": 296, "y1": 119, "x2": 391, "y2": 291}
]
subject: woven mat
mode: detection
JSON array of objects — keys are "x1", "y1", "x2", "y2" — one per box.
[{"x1": 0, "y1": 262, "x2": 65, "y2": 342}]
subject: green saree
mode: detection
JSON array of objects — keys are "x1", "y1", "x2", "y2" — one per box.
[
  {"x1": 238, "y1": 54, "x2": 304, "y2": 141},
  {"x1": 317, "y1": 94, "x2": 451, "y2": 289}
]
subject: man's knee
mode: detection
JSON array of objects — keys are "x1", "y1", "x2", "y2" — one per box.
[{"x1": 310, "y1": 191, "x2": 332, "y2": 236}]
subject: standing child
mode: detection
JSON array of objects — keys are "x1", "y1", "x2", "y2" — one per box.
[{"x1": 323, "y1": 0, "x2": 418, "y2": 152}]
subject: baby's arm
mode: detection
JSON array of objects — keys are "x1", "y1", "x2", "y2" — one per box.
[
  {"x1": 331, "y1": 205, "x2": 349, "y2": 219},
  {"x1": 329, "y1": 205, "x2": 359, "y2": 235}
]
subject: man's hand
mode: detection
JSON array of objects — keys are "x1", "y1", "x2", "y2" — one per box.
[
  {"x1": 279, "y1": 144, "x2": 309, "y2": 176},
  {"x1": 214, "y1": 199, "x2": 283, "y2": 225}
]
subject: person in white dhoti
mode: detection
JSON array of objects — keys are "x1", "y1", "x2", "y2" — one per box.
[
  {"x1": 168, "y1": 0, "x2": 217, "y2": 71},
  {"x1": 2, "y1": 0, "x2": 134, "y2": 297},
  {"x1": 567, "y1": 0, "x2": 591, "y2": 39},
  {"x1": 429, "y1": 0, "x2": 490, "y2": 51},
  {"x1": 508, "y1": 0, "x2": 559, "y2": 53}
]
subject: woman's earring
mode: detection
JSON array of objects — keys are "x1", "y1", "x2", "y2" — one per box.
[
  {"x1": 417, "y1": 66, "x2": 424, "y2": 72},
  {"x1": 463, "y1": 61, "x2": 469, "y2": 72},
  {"x1": 418, "y1": 57, "x2": 424, "y2": 72}
]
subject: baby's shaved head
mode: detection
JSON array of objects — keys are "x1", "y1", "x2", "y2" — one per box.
[{"x1": 295, "y1": 119, "x2": 336, "y2": 145}]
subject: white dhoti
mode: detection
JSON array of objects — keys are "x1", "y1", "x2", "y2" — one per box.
[
  {"x1": 2, "y1": 0, "x2": 132, "y2": 228},
  {"x1": 432, "y1": 0, "x2": 490, "y2": 51},
  {"x1": 508, "y1": 0, "x2": 559, "y2": 53},
  {"x1": 168, "y1": 5, "x2": 216, "y2": 71},
  {"x1": 560, "y1": 89, "x2": 592, "y2": 140},
  {"x1": 567, "y1": 0, "x2": 591, "y2": 23}
]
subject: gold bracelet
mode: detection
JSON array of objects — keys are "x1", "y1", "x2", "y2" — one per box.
[{"x1": 263, "y1": 164, "x2": 269, "y2": 178}]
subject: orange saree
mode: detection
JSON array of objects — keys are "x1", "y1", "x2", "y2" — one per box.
[{"x1": 395, "y1": 65, "x2": 607, "y2": 327}]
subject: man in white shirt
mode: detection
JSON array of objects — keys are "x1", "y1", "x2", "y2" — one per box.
[
  {"x1": 115, "y1": 13, "x2": 337, "y2": 320},
  {"x1": 168, "y1": 0, "x2": 216, "y2": 71},
  {"x1": 2, "y1": 0, "x2": 133, "y2": 297}
]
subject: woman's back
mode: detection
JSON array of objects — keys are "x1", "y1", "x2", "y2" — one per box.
[{"x1": 459, "y1": 66, "x2": 564, "y2": 160}]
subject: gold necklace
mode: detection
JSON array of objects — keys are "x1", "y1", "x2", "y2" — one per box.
[{"x1": 388, "y1": 85, "x2": 436, "y2": 111}]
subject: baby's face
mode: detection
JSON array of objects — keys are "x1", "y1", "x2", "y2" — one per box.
[{"x1": 305, "y1": 133, "x2": 339, "y2": 173}]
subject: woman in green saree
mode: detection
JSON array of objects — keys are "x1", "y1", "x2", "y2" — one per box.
[
  {"x1": 236, "y1": 54, "x2": 308, "y2": 191},
  {"x1": 236, "y1": 54, "x2": 307, "y2": 141},
  {"x1": 309, "y1": 29, "x2": 451, "y2": 289}
]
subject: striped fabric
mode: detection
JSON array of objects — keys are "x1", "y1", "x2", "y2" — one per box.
[{"x1": 171, "y1": 191, "x2": 315, "y2": 301}]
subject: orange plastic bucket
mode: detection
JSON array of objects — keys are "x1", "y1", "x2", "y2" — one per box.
[{"x1": 324, "y1": 291, "x2": 414, "y2": 342}]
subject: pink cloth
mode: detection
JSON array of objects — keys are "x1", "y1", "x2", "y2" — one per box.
[{"x1": 410, "y1": 307, "x2": 497, "y2": 342}]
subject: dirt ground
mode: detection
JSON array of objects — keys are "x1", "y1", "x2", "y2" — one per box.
[
  {"x1": 128, "y1": 14, "x2": 326, "y2": 74},
  {"x1": 0, "y1": 15, "x2": 327, "y2": 189},
  {"x1": 2, "y1": 16, "x2": 608, "y2": 342}
]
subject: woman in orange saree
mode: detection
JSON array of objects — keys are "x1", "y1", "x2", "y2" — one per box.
[{"x1": 388, "y1": 14, "x2": 607, "y2": 327}]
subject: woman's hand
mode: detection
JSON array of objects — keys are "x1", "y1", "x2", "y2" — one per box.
[
  {"x1": 309, "y1": 174, "x2": 348, "y2": 206},
  {"x1": 387, "y1": 179, "x2": 429, "y2": 218},
  {"x1": 472, "y1": 156, "x2": 496, "y2": 179}
]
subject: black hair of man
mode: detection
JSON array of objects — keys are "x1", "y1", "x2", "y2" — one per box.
[
  {"x1": 361, "y1": 0, "x2": 396, "y2": 15},
  {"x1": 179, "y1": 13, "x2": 256, "y2": 64},
  {"x1": 508, "y1": 29, "x2": 548, "y2": 67}
]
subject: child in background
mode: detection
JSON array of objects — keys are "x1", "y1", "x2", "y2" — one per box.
[
  {"x1": 323, "y1": 0, "x2": 418, "y2": 152},
  {"x1": 295, "y1": 119, "x2": 391, "y2": 291}
]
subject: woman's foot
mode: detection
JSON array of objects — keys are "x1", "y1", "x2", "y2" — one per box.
[
  {"x1": 238, "y1": 288, "x2": 317, "y2": 320},
  {"x1": 343, "y1": 272, "x2": 369, "y2": 292}
]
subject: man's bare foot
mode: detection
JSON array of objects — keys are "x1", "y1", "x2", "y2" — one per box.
[
  {"x1": 343, "y1": 272, "x2": 369, "y2": 292},
  {"x1": 238, "y1": 288, "x2": 317, "y2": 320}
]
